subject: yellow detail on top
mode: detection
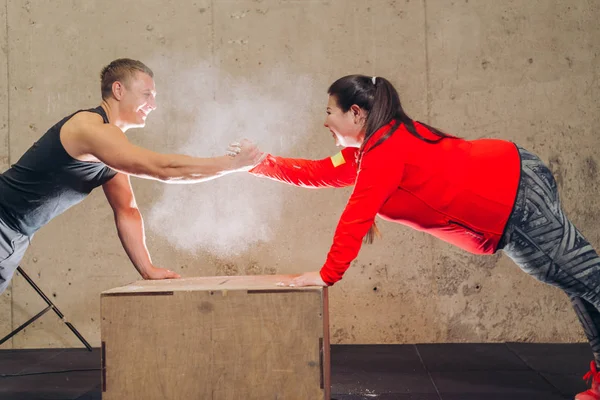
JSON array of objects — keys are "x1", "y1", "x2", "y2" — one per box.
[{"x1": 330, "y1": 151, "x2": 346, "y2": 167}]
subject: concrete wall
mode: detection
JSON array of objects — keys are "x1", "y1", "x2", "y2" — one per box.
[{"x1": 0, "y1": 0, "x2": 598, "y2": 348}]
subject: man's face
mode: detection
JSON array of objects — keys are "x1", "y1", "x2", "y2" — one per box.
[{"x1": 120, "y1": 71, "x2": 157, "y2": 128}]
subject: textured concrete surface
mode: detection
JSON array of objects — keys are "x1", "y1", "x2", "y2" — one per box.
[
  {"x1": 0, "y1": 0, "x2": 598, "y2": 348},
  {"x1": 425, "y1": 0, "x2": 600, "y2": 344},
  {"x1": 0, "y1": 0, "x2": 11, "y2": 346}
]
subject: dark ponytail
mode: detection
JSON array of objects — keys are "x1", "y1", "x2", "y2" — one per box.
[
  {"x1": 327, "y1": 75, "x2": 456, "y2": 243},
  {"x1": 328, "y1": 75, "x2": 410, "y2": 155}
]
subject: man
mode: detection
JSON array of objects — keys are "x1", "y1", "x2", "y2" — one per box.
[{"x1": 0, "y1": 58, "x2": 261, "y2": 293}]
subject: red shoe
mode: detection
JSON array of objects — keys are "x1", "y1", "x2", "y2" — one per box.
[{"x1": 576, "y1": 361, "x2": 600, "y2": 400}]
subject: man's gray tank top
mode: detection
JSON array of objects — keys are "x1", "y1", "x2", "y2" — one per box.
[{"x1": 0, "y1": 106, "x2": 117, "y2": 236}]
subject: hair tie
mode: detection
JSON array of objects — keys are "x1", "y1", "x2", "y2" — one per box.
[{"x1": 372, "y1": 76, "x2": 377, "y2": 85}]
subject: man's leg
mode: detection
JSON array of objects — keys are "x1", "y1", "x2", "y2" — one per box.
[{"x1": 0, "y1": 222, "x2": 28, "y2": 295}]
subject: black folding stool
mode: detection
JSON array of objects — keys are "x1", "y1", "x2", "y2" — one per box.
[{"x1": 0, "y1": 266, "x2": 92, "y2": 351}]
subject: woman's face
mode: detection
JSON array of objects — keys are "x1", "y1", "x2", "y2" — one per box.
[{"x1": 324, "y1": 95, "x2": 366, "y2": 148}]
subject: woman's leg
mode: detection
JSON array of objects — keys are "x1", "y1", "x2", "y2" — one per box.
[
  {"x1": 571, "y1": 295, "x2": 600, "y2": 365},
  {"x1": 501, "y1": 146, "x2": 600, "y2": 366}
]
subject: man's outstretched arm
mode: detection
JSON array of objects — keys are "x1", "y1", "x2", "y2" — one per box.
[{"x1": 70, "y1": 112, "x2": 261, "y2": 183}]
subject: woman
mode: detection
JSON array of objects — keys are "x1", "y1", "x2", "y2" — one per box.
[{"x1": 240, "y1": 75, "x2": 600, "y2": 399}]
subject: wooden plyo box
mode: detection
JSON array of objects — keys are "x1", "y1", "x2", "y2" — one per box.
[{"x1": 100, "y1": 275, "x2": 330, "y2": 400}]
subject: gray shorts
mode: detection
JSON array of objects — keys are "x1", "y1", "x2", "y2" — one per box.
[{"x1": 0, "y1": 218, "x2": 29, "y2": 294}]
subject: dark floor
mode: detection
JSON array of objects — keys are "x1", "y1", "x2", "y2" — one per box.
[{"x1": 0, "y1": 343, "x2": 592, "y2": 399}]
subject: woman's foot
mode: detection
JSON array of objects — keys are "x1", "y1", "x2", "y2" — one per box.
[{"x1": 576, "y1": 361, "x2": 600, "y2": 400}]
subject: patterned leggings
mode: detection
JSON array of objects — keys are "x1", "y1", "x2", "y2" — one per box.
[{"x1": 500, "y1": 146, "x2": 600, "y2": 364}]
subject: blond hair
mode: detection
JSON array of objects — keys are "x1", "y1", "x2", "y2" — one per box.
[{"x1": 100, "y1": 58, "x2": 154, "y2": 100}]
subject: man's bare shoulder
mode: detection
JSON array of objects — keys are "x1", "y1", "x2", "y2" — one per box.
[
  {"x1": 64, "y1": 110, "x2": 119, "y2": 138},
  {"x1": 61, "y1": 109, "x2": 127, "y2": 161},
  {"x1": 66, "y1": 110, "x2": 105, "y2": 130}
]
